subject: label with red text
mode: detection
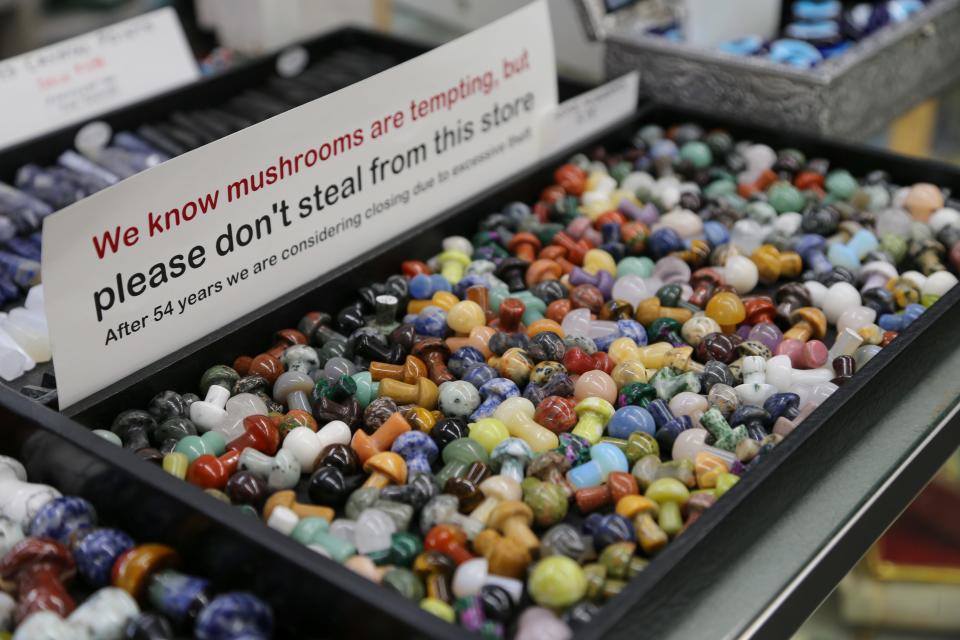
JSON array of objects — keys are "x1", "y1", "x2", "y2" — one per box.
[
  {"x1": 0, "y1": 7, "x2": 198, "y2": 149},
  {"x1": 42, "y1": 0, "x2": 557, "y2": 408}
]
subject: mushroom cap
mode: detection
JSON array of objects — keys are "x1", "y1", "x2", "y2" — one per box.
[
  {"x1": 441, "y1": 438, "x2": 489, "y2": 466},
  {"x1": 526, "y1": 451, "x2": 571, "y2": 479},
  {"x1": 645, "y1": 477, "x2": 691, "y2": 504},
  {"x1": 420, "y1": 495, "x2": 460, "y2": 531},
  {"x1": 111, "y1": 543, "x2": 179, "y2": 600},
  {"x1": 472, "y1": 528, "x2": 503, "y2": 557},
  {"x1": 491, "y1": 438, "x2": 535, "y2": 467},
  {"x1": 649, "y1": 317, "x2": 682, "y2": 341},
  {"x1": 274, "y1": 328, "x2": 307, "y2": 347},
  {"x1": 437, "y1": 250, "x2": 471, "y2": 267},
  {"x1": 0, "y1": 538, "x2": 75, "y2": 582},
  {"x1": 488, "y1": 500, "x2": 533, "y2": 530},
  {"x1": 412, "y1": 550, "x2": 455, "y2": 578},
  {"x1": 415, "y1": 377, "x2": 440, "y2": 408},
  {"x1": 861, "y1": 260, "x2": 898, "y2": 282},
  {"x1": 743, "y1": 297, "x2": 777, "y2": 325},
  {"x1": 468, "y1": 418, "x2": 511, "y2": 454},
  {"x1": 493, "y1": 397, "x2": 536, "y2": 425},
  {"x1": 690, "y1": 267, "x2": 723, "y2": 287},
  {"x1": 363, "y1": 452, "x2": 407, "y2": 484},
  {"x1": 574, "y1": 397, "x2": 615, "y2": 421},
  {"x1": 424, "y1": 523, "x2": 468, "y2": 553},
  {"x1": 111, "y1": 410, "x2": 156, "y2": 439},
  {"x1": 475, "y1": 530, "x2": 531, "y2": 579},
  {"x1": 478, "y1": 377, "x2": 520, "y2": 401},
  {"x1": 479, "y1": 475, "x2": 522, "y2": 502},
  {"x1": 403, "y1": 355, "x2": 429, "y2": 382},
  {"x1": 508, "y1": 232, "x2": 542, "y2": 253},
  {"x1": 280, "y1": 344, "x2": 319, "y2": 369},
  {"x1": 273, "y1": 370, "x2": 314, "y2": 402},
  {"x1": 391, "y1": 431, "x2": 439, "y2": 464},
  {"x1": 412, "y1": 337, "x2": 450, "y2": 360},
  {"x1": 791, "y1": 307, "x2": 827, "y2": 338},
  {"x1": 730, "y1": 404, "x2": 770, "y2": 427},
  {"x1": 775, "y1": 282, "x2": 812, "y2": 305},
  {"x1": 496, "y1": 257, "x2": 531, "y2": 277},
  {"x1": 615, "y1": 494, "x2": 659, "y2": 519}
]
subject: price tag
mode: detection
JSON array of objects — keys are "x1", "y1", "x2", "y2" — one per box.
[
  {"x1": 0, "y1": 7, "x2": 199, "y2": 149},
  {"x1": 540, "y1": 70, "x2": 639, "y2": 157}
]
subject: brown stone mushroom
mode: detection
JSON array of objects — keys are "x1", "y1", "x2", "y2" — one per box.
[
  {"x1": 488, "y1": 500, "x2": 539, "y2": 553},
  {"x1": 783, "y1": 307, "x2": 827, "y2": 342},
  {"x1": 369, "y1": 355, "x2": 428, "y2": 384},
  {"x1": 473, "y1": 529, "x2": 531, "y2": 579},
  {"x1": 444, "y1": 461, "x2": 490, "y2": 513},
  {"x1": 525, "y1": 451, "x2": 573, "y2": 498},
  {"x1": 412, "y1": 551, "x2": 456, "y2": 602},
  {"x1": 378, "y1": 377, "x2": 439, "y2": 410},
  {"x1": 0, "y1": 537, "x2": 76, "y2": 623},
  {"x1": 266, "y1": 328, "x2": 308, "y2": 359},
  {"x1": 774, "y1": 283, "x2": 812, "y2": 328},
  {"x1": 470, "y1": 475, "x2": 522, "y2": 525},
  {"x1": 616, "y1": 495, "x2": 667, "y2": 555},
  {"x1": 263, "y1": 490, "x2": 334, "y2": 522},
  {"x1": 681, "y1": 492, "x2": 718, "y2": 534},
  {"x1": 412, "y1": 338, "x2": 454, "y2": 385},
  {"x1": 362, "y1": 452, "x2": 407, "y2": 489}
]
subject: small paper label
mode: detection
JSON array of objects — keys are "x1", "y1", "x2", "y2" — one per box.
[
  {"x1": 0, "y1": 7, "x2": 199, "y2": 149},
  {"x1": 540, "y1": 70, "x2": 639, "y2": 157},
  {"x1": 42, "y1": 0, "x2": 558, "y2": 408}
]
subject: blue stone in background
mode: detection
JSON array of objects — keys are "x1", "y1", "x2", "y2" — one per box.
[
  {"x1": 785, "y1": 20, "x2": 841, "y2": 43},
  {"x1": 195, "y1": 592, "x2": 273, "y2": 640},
  {"x1": 649, "y1": 139, "x2": 678, "y2": 161},
  {"x1": 616, "y1": 319, "x2": 648, "y2": 347},
  {"x1": 648, "y1": 228, "x2": 685, "y2": 260},
  {"x1": 3, "y1": 237, "x2": 42, "y2": 262},
  {"x1": 608, "y1": 405, "x2": 656, "y2": 439},
  {"x1": 448, "y1": 347, "x2": 486, "y2": 377},
  {"x1": 148, "y1": 569, "x2": 212, "y2": 624},
  {"x1": 27, "y1": 496, "x2": 97, "y2": 544},
  {"x1": 392, "y1": 430, "x2": 440, "y2": 476},
  {"x1": 408, "y1": 274, "x2": 433, "y2": 299},
  {"x1": 462, "y1": 363, "x2": 497, "y2": 389},
  {"x1": 73, "y1": 527, "x2": 135, "y2": 587},
  {"x1": 429, "y1": 273, "x2": 452, "y2": 293},
  {"x1": 792, "y1": 0, "x2": 842, "y2": 20},
  {"x1": 413, "y1": 306, "x2": 448, "y2": 338},
  {"x1": 583, "y1": 513, "x2": 636, "y2": 550},
  {"x1": 769, "y1": 39, "x2": 824, "y2": 67},
  {"x1": 703, "y1": 220, "x2": 730, "y2": 248},
  {"x1": 718, "y1": 35, "x2": 765, "y2": 56}
]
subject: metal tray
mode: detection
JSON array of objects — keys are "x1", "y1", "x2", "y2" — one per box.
[
  {"x1": 575, "y1": 0, "x2": 960, "y2": 138},
  {"x1": 0, "y1": 102, "x2": 956, "y2": 638}
]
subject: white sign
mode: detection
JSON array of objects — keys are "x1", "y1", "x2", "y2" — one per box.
[
  {"x1": 540, "y1": 70, "x2": 638, "y2": 157},
  {"x1": 0, "y1": 7, "x2": 199, "y2": 149},
  {"x1": 42, "y1": 0, "x2": 558, "y2": 408}
]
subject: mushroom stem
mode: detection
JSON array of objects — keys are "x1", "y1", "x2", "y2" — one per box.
[
  {"x1": 363, "y1": 471, "x2": 390, "y2": 490},
  {"x1": 502, "y1": 516, "x2": 539, "y2": 553},
  {"x1": 470, "y1": 497, "x2": 499, "y2": 525}
]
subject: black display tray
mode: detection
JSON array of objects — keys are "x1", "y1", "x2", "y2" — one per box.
[{"x1": 0, "y1": 102, "x2": 950, "y2": 638}]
